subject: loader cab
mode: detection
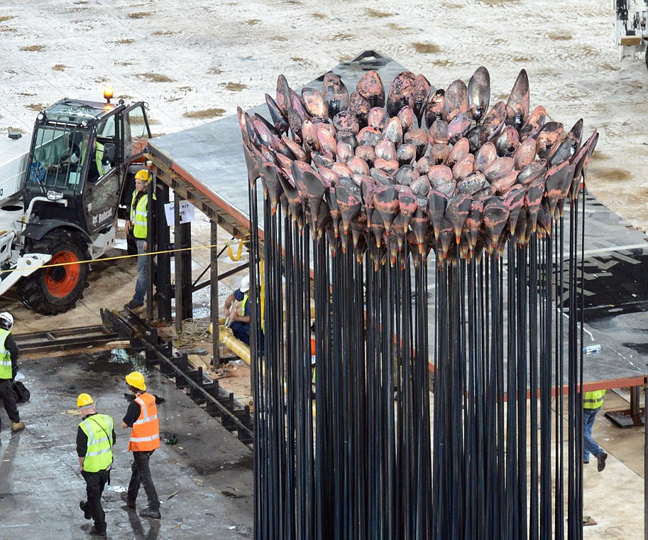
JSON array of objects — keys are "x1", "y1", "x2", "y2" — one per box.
[{"x1": 23, "y1": 96, "x2": 151, "y2": 239}]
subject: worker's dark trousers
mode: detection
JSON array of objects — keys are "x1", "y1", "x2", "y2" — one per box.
[
  {"x1": 82, "y1": 469, "x2": 110, "y2": 533},
  {"x1": 128, "y1": 450, "x2": 159, "y2": 510},
  {"x1": 0, "y1": 378, "x2": 20, "y2": 428}
]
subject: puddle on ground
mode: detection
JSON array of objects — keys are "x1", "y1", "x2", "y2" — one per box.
[
  {"x1": 109, "y1": 348, "x2": 134, "y2": 364},
  {"x1": 107, "y1": 348, "x2": 148, "y2": 372}
]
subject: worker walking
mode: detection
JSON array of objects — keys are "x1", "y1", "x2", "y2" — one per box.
[
  {"x1": 77, "y1": 393, "x2": 115, "y2": 537},
  {"x1": 583, "y1": 389, "x2": 607, "y2": 472},
  {"x1": 0, "y1": 312, "x2": 25, "y2": 435},
  {"x1": 125, "y1": 169, "x2": 153, "y2": 310},
  {"x1": 121, "y1": 371, "x2": 161, "y2": 519}
]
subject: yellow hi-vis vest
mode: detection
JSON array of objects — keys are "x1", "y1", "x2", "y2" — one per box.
[
  {"x1": 0, "y1": 328, "x2": 12, "y2": 380},
  {"x1": 130, "y1": 191, "x2": 149, "y2": 239},
  {"x1": 584, "y1": 390, "x2": 606, "y2": 410},
  {"x1": 95, "y1": 142, "x2": 105, "y2": 176},
  {"x1": 80, "y1": 414, "x2": 114, "y2": 473},
  {"x1": 78, "y1": 141, "x2": 104, "y2": 174}
]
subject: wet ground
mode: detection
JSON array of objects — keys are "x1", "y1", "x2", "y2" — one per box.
[{"x1": 0, "y1": 348, "x2": 254, "y2": 539}]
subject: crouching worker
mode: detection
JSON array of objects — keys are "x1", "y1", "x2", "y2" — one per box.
[
  {"x1": 0, "y1": 311, "x2": 25, "y2": 434},
  {"x1": 121, "y1": 371, "x2": 161, "y2": 519},
  {"x1": 77, "y1": 393, "x2": 115, "y2": 537},
  {"x1": 224, "y1": 276, "x2": 251, "y2": 344}
]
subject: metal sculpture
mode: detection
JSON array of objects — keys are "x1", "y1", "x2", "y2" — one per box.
[{"x1": 239, "y1": 64, "x2": 598, "y2": 540}]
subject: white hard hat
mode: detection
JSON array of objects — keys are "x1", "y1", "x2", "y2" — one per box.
[
  {"x1": 0, "y1": 312, "x2": 13, "y2": 330},
  {"x1": 240, "y1": 275, "x2": 250, "y2": 293}
]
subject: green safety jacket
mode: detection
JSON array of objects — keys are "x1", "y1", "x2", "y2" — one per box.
[
  {"x1": 583, "y1": 390, "x2": 606, "y2": 410},
  {"x1": 95, "y1": 142, "x2": 105, "y2": 176},
  {"x1": 0, "y1": 328, "x2": 12, "y2": 380},
  {"x1": 77, "y1": 141, "x2": 104, "y2": 175},
  {"x1": 80, "y1": 414, "x2": 114, "y2": 473},
  {"x1": 130, "y1": 191, "x2": 149, "y2": 239}
]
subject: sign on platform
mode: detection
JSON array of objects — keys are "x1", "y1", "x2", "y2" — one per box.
[{"x1": 164, "y1": 200, "x2": 195, "y2": 226}]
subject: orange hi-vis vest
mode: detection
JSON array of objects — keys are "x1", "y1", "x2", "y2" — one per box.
[{"x1": 129, "y1": 392, "x2": 160, "y2": 452}]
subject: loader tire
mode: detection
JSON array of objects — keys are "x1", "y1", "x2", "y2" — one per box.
[{"x1": 19, "y1": 231, "x2": 90, "y2": 315}]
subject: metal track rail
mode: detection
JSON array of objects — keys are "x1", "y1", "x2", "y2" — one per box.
[
  {"x1": 15, "y1": 325, "x2": 118, "y2": 354},
  {"x1": 101, "y1": 308, "x2": 253, "y2": 446}
]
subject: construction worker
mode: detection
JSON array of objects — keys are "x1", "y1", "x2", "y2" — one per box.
[
  {"x1": 224, "y1": 275, "x2": 251, "y2": 344},
  {"x1": 87, "y1": 138, "x2": 108, "y2": 183},
  {"x1": 76, "y1": 393, "x2": 115, "y2": 537},
  {"x1": 583, "y1": 389, "x2": 607, "y2": 472},
  {"x1": 51, "y1": 131, "x2": 85, "y2": 173},
  {"x1": 121, "y1": 371, "x2": 161, "y2": 519},
  {"x1": 125, "y1": 169, "x2": 153, "y2": 310},
  {"x1": 0, "y1": 312, "x2": 25, "y2": 435},
  {"x1": 54, "y1": 132, "x2": 107, "y2": 181}
]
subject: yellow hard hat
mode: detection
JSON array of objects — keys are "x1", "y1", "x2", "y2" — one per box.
[
  {"x1": 134, "y1": 169, "x2": 151, "y2": 182},
  {"x1": 125, "y1": 371, "x2": 146, "y2": 391},
  {"x1": 77, "y1": 393, "x2": 94, "y2": 407}
]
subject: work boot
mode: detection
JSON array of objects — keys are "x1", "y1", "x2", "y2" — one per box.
[
  {"x1": 125, "y1": 299, "x2": 144, "y2": 310},
  {"x1": 120, "y1": 491, "x2": 136, "y2": 509},
  {"x1": 139, "y1": 507, "x2": 161, "y2": 519},
  {"x1": 11, "y1": 421, "x2": 25, "y2": 432},
  {"x1": 89, "y1": 525, "x2": 107, "y2": 537},
  {"x1": 79, "y1": 500, "x2": 92, "y2": 520},
  {"x1": 597, "y1": 452, "x2": 608, "y2": 472}
]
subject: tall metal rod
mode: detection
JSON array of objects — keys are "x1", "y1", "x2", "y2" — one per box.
[
  {"x1": 174, "y1": 195, "x2": 184, "y2": 334},
  {"x1": 211, "y1": 220, "x2": 220, "y2": 365}
]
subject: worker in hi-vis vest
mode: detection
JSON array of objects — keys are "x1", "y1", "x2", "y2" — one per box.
[
  {"x1": 0, "y1": 311, "x2": 25, "y2": 434},
  {"x1": 125, "y1": 169, "x2": 153, "y2": 310},
  {"x1": 87, "y1": 139, "x2": 108, "y2": 183},
  {"x1": 224, "y1": 275, "x2": 251, "y2": 344},
  {"x1": 76, "y1": 393, "x2": 115, "y2": 537},
  {"x1": 121, "y1": 371, "x2": 161, "y2": 519},
  {"x1": 583, "y1": 389, "x2": 607, "y2": 472},
  {"x1": 63, "y1": 133, "x2": 108, "y2": 180}
]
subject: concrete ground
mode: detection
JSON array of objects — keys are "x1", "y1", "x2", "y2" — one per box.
[{"x1": 0, "y1": 348, "x2": 254, "y2": 539}]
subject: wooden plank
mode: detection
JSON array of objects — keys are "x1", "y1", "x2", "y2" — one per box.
[{"x1": 188, "y1": 353, "x2": 211, "y2": 372}]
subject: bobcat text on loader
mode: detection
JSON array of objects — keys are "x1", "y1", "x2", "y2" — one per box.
[{"x1": 0, "y1": 88, "x2": 151, "y2": 314}]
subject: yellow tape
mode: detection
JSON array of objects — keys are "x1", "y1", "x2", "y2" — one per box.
[{"x1": 0, "y1": 243, "x2": 224, "y2": 275}]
